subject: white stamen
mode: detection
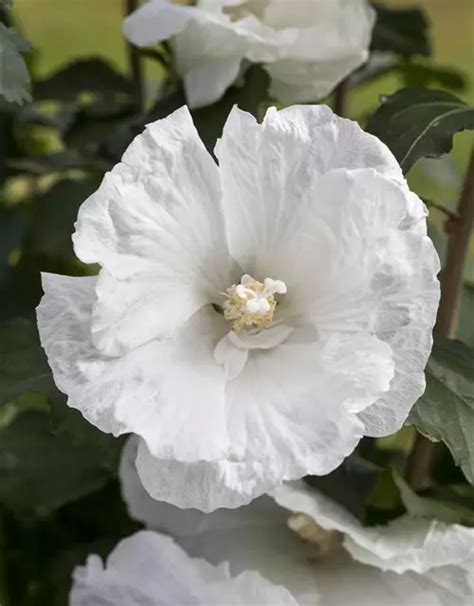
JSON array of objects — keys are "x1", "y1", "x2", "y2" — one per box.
[
  {"x1": 264, "y1": 278, "x2": 287, "y2": 295},
  {"x1": 222, "y1": 274, "x2": 287, "y2": 332}
]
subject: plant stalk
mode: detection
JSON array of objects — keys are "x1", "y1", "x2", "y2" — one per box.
[
  {"x1": 125, "y1": 0, "x2": 145, "y2": 110},
  {"x1": 334, "y1": 79, "x2": 349, "y2": 117},
  {"x1": 405, "y1": 147, "x2": 474, "y2": 489}
]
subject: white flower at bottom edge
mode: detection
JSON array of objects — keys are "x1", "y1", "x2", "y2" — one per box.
[
  {"x1": 69, "y1": 530, "x2": 297, "y2": 606},
  {"x1": 37, "y1": 103, "x2": 440, "y2": 512},
  {"x1": 110, "y1": 437, "x2": 474, "y2": 606},
  {"x1": 123, "y1": 0, "x2": 375, "y2": 108}
]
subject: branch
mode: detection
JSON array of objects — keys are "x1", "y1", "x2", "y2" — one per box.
[
  {"x1": 436, "y1": 148, "x2": 474, "y2": 336},
  {"x1": 124, "y1": 0, "x2": 144, "y2": 110},
  {"x1": 406, "y1": 147, "x2": 474, "y2": 489}
]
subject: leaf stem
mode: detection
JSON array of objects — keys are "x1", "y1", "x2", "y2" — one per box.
[
  {"x1": 406, "y1": 147, "x2": 474, "y2": 489},
  {"x1": 334, "y1": 79, "x2": 349, "y2": 117},
  {"x1": 124, "y1": 0, "x2": 145, "y2": 110}
]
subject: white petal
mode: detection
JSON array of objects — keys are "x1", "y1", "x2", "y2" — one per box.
[
  {"x1": 120, "y1": 436, "x2": 288, "y2": 537},
  {"x1": 272, "y1": 481, "x2": 474, "y2": 602},
  {"x1": 264, "y1": 0, "x2": 375, "y2": 102},
  {"x1": 119, "y1": 436, "x2": 320, "y2": 604},
  {"x1": 37, "y1": 273, "x2": 229, "y2": 462},
  {"x1": 171, "y1": 8, "x2": 279, "y2": 107},
  {"x1": 73, "y1": 106, "x2": 234, "y2": 356},
  {"x1": 123, "y1": 0, "x2": 194, "y2": 46},
  {"x1": 246, "y1": 165, "x2": 439, "y2": 436},
  {"x1": 215, "y1": 105, "x2": 401, "y2": 272},
  {"x1": 136, "y1": 331, "x2": 393, "y2": 511},
  {"x1": 267, "y1": 53, "x2": 368, "y2": 103},
  {"x1": 228, "y1": 324, "x2": 294, "y2": 349},
  {"x1": 135, "y1": 439, "x2": 272, "y2": 513},
  {"x1": 120, "y1": 446, "x2": 462, "y2": 606},
  {"x1": 214, "y1": 333, "x2": 249, "y2": 381},
  {"x1": 69, "y1": 530, "x2": 297, "y2": 605},
  {"x1": 183, "y1": 56, "x2": 243, "y2": 109},
  {"x1": 307, "y1": 550, "x2": 448, "y2": 606}
]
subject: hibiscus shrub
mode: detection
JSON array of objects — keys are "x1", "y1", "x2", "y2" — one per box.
[{"x1": 0, "y1": 1, "x2": 473, "y2": 605}]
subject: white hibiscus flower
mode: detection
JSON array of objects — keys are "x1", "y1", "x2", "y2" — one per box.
[
  {"x1": 123, "y1": 0, "x2": 375, "y2": 108},
  {"x1": 37, "y1": 103, "x2": 439, "y2": 512},
  {"x1": 69, "y1": 530, "x2": 297, "y2": 605},
  {"x1": 115, "y1": 439, "x2": 474, "y2": 606}
]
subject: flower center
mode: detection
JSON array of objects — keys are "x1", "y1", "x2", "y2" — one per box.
[{"x1": 222, "y1": 274, "x2": 287, "y2": 332}]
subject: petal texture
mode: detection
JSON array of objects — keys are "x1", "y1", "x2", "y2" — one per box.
[
  {"x1": 136, "y1": 331, "x2": 394, "y2": 511},
  {"x1": 70, "y1": 530, "x2": 298, "y2": 605},
  {"x1": 37, "y1": 273, "x2": 229, "y2": 462},
  {"x1": 73, "y1": 106, "x2": 234, "y2": 356},
  {"x1": 215, "y1": 104, "x2": 401, "y2": 271},
  {"x1": 217, "y1": 105, "x2": 439, "y2": 437}
]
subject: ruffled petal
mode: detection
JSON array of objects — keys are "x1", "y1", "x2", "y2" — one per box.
[
  {"x1": 120, "y1": 437, "x2": 321, "y2": 604},
  {"x1": 136, "y1": 331, "x2": 394, "y2": 511},
  {"x1": 272, "y1": 481, "x2": 474, "y2": 602},
  {"x1": 217, "y1": 106, "x2": 439, "y2": 438},
  {"x1": 215, "y1": 105, "x2": 401, "y2": 271},
  {"x1": 120, "y1": 436, "x2": 289, "y2": 537},
  {"x1": 70, "y1": 530, "x2": 298, "y2": 605},
  {"x1": 282, "y1": 167, "x2": 439, "y2": 436},
  {"x1": 73, "y1": 106, "x2": 235, "y2": 356},
  {"x1": 37, "y1": 273, "x2": 229, "y2": 462}
]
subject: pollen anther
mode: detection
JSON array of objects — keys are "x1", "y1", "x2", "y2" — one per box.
[{"x1": 222, "y1": 274, "x2": 287, "y2": 332}]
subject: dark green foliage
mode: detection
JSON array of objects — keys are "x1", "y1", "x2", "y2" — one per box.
[
  {"x1": 0, "y1": 23, "x2": 31, "y2": 104},
  {"x1": 305, "y1": 454, "x2": 381, "y2": 521},
  {"x1": 33, "y1": 58, "x2": 132, "y2": 101},
  {"x1": 408, "y1": 338, "x2": 474, "y2": 484},
  {"x1": 367, "y1": 88, "x2": 474, "y2": 172},
  {"x1": 371, "y1": 4, "x2": 431, "y2": 57}
]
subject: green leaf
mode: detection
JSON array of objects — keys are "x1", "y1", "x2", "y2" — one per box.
[
  {"x1": 393, "y1": 471, "x2": 474, "y2": 526},
  {"x1": 398, "y1": 64, "x2": 466, "y2": 91},
  {"x1": 192, "y1": 64, "x2": 270, "y2": 152},
  {"x1": 33, "y1": 58, "x2": 131, "y2": 101},
  {"x1": 0, "y1": 318, "x2": 121, "y2": 510},
  {"x1": 367, "y1": 88, "x2": 474, "y2": 173},
  {"x1": 27, "y1": 178, "x2": 99, "y2": 261},
  {"x1": 305, "y1": 453, "x2": 381, "y2": 521},
  {"x1": 64, "y1": 99, "x2": 137, "y2": 153},
  {"x1": 371, "y1": 5, "x2": 430, "y2": 58},
  {"x1": 0, "y1": 318, "x2": 53, "y2": 407},
  {"x1": 0, "y1": 24, "x2": 31, "y2": 104},
  {"x1": 351, "y1": 59, "x2": 466, "y2": 92},
  {"x1": 0, "y1": 410, "x2": 120, "y2": 510},
  {"x1": 407, "y1": 337, "x2": 474, "y2": 484}
]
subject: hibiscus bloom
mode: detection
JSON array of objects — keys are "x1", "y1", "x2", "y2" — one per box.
[
  {"x1": 70, "y1": 439, "x2": 473, "y2": 605},
  {"x1": 37, "y1": 103, "x2": 439, "y2": 512},
  {"x1": 123, "y1": 0, "x2": 376, "y2": 108}
]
